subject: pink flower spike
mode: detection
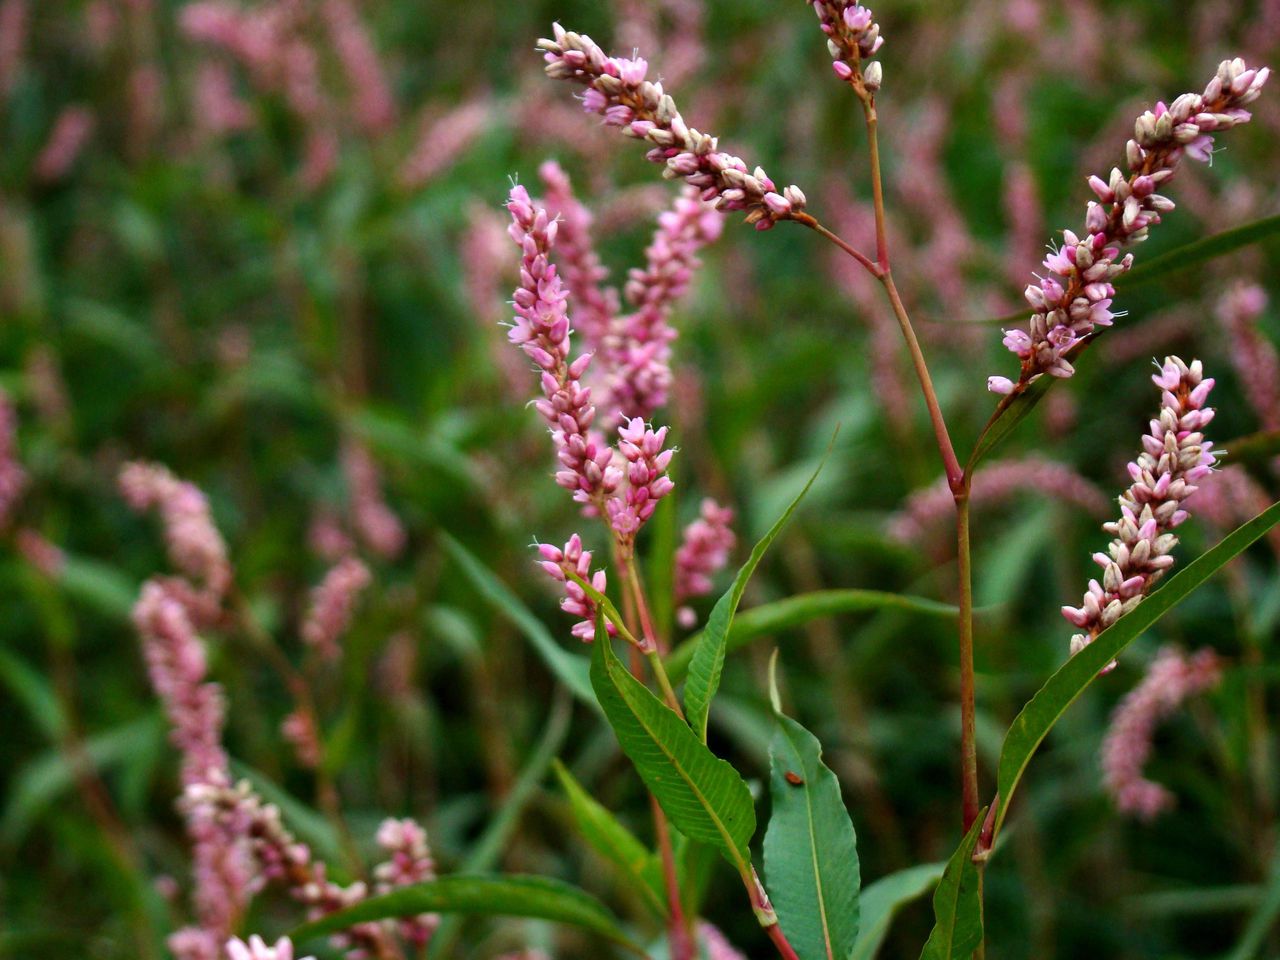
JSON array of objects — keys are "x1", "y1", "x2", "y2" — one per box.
[
  {"x1": 1065, "y1": 357, "x2": 1217, "y2": 662},
  {"x1": 990, "y1": 59, "x2": 1268, "y2": 392}
]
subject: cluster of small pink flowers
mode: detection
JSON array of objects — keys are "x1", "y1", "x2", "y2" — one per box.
[
  {"x1": 134, "y1": 580, "x2": 250, "y2": 959},
  {"x1": 281, "y1": 708, "x2": 322, "y2": 768},
  {"x1": 538, "y1": 160, "x2": 619, "y2": 353},
  {"x1": 609, "y1": 187, "x2": 723, "y2": 422},
  {"x1": 301, "y1": 556, "x2": 372, "y2": 661},
  {"x1": 374, "y1": 818, "x2": 439, "y2": 948},
  {"x1": 507, "y1": 184, "x2": 618, "y2": 512},
  {"x1": 120, "y1": 462, "x2": 233, "y2": 599},
  {"x1": 806, "y1": 2, "x2": 884, "y2": 92},
  {"x1": 191, "y1": 780, "x2": 396, "y2": 957},
  {"x1": 226, "y1": 935, "x2": 314, "y2": 960},
  {"x1": 194, "y1": 62, "x2": 254, "y2": 136},
  {"x1": 674, "y1": 498, "x2": 736, "y2": 628},
  {"x1": 537, "y1": 23, "x2": 807, "y2": 229},
  {"x1": 607, "y1": 418, "x2": 676, "y2": 544},
  {"x1": 537, "y1": 534, "x2": 616, "y2": 643},
  {"x1": 0, "y1": 389, "x2": 26, "y2": 531},
  {"x1": 307, "y1": 509, "x2": 355, "y2": 563},
  {"x1": 322, "y1": 0, "x2": 394, "y2": 137},
  {"x1": 1101, "y1": 646, "x2": 1221, "y2": 820},
  {"x1": 34, "y1": 105, "x2": 95, "y2": 183},
  {"x1": 887, "y1": 457, "x2": 1109, "y2": 545},
  {"x1": 1216, "y1": 283, "x2": 1280, "y2": 433},
  {"x1": 1062, "y1": 357, "x2": 1218, "y2": 660},
  {"x1": 341, "y1": 440, "x2": 406, "y2": 559},
  {"x1": 989, "y1": 59, "x2": 1269, "y2": 394}
]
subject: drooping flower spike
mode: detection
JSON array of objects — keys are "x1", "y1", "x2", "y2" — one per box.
[
  {"x1": 538, "y1": 24, "x2": 807, "y2": 229},
  {"x1": 1101, "y1": 646, "x2": 1221, "y2": 820},
  {"x1": 989, "y1": 59, "x2": 1269, "y2": 395},
  {"x1": 1062, "y1": 357, "x2": 1218, "y2": 663},
  {"x1": 537, "y1": 534, "x2": 617, "y2": 643}
]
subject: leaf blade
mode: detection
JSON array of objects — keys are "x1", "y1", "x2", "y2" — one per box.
[
  {"x1": 763, "y1": 711, "x2": 861, "y2": 960},
  {"x1": 852, "y1": 863, "x2": 946, "y2": 960},
  {"x1": 442, "y1": 533, "x2": 597, "y2": 709},
  {"x1": 290, "y1": 874, "x2": 639, "y2": 952},
  {"x1": 684, "y1": 446, "x2": 832, "y2": 741},
  {"x1": 552, "y1": 759, "x2": 668, "y2": 918},
  {"x1": 667, "y1": 589, "x2": 957, "y2": 682},
  {"x1": 591, "y1": 630, "x2": 756, "y2": 870}
]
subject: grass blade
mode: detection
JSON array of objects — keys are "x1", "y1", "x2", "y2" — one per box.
[{"x1": 684, "y1": 441, "x2": 833, "y2": 741}]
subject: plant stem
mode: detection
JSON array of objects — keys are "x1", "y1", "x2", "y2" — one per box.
[
  {"x1": 652, "y1": 793, "x2": 696, "y2": 960},
  {"x1": 741, "y1": 865, "x2": 801, "y2": 960},
  {"x1": 955, "y1": 490, "x2": 979, "y2": 833},
  {"x1": 863, "y1": 101, "x2": 890, "y2": 268}
]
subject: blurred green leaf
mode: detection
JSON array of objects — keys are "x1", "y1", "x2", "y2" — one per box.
[
  {"x1": 3, "y1": 713, "x2": 165, "y2": 845},
  {"x1": 592, "y1": 623, "x2": 755, "y2": 871},
  {"x1": 0, "y1": 647, "x2": 63, "y2": 741},
  {"x1": 667, "y1": 589, "x2": 957, "y2": 682},
  {"x1": 763, "y1": 700, "x2": 861, "y2": 960},
  {"x1": 57, "y1": 555, "x2": 138, "y2": 623},
  {"x1": 292, "y1": 875, "x2": 642, "y2": 953},
  {"x1": 852, "y1": 863, "x2": 946, "y2": 960},
  {"x1": 442, "y1": 533, "x2": 597, "y2": 709},
  {"x1": 552, "y1": 759, "x2": 667, "y2": 918},
  {"x1": 1225, "y1": 840, "x2": 1280, "y2": 960},
  {"x1": 684, "y1": 443, "x2": 831, "y2": 742}
]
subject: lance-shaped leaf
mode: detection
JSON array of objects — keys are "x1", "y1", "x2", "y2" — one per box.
[
  {"x1": 552, "y1": 759, "x2": 668, "y2": 918},
  {"x1": 763, "y1": 697, "x2": 861, "y2": 960},
  {"x1": 917, "y1": 810, "x2": 986, "y2": 960},
  {"x1": 666, "y1": 589, "x2": 957, "y2": 681},
  {"x1": 591, "y1": 624, "x2": 756, "y2": 871},
  {"x1": 290, "y1": 875, "x2": 641, "y2": 955},
  {"x1": 684, "y1": 442, "x2": 833, "y2": 742},
  {"x1": 852, "y1": 863, "x2": 946, "y2": 960}
]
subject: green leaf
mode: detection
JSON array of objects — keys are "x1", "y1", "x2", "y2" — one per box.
[
  {"x1": 291, "y1": 875, "x2": 641, "y2": 954},
  {"x1": 3, "y1": 714, "x2": 165, "y2": 844},
  {"x1": 918, "y1": 810, "x2": 986, "y2": 960},
  {"x1": 1221, "y1": 429, "x2": 1280, "y2": 468},
  {"x1": 442, "y1": 533, "x2": 597, "y2": 709},
  {"x1": 1225, "y1": 839, "x2": 1280, "y2": 960},
  {"x1": 428, "y1": 691, "x2": 574, "y2": 959},
  {"x1": 1122, "y1": 212, "x2": 1280, "y2": 286},
  {"x1": 763, "y1": 707, "x2": 861, "y2": 960},
  {"x1": 684, "y1": 445, "x2": 833, "y2": 741},
  {"x1": 993, "y1": 499, "x2": 1280, "y2": 841},
  {"x1": 57, "y1": 555, "x2": 138, "y2": 623},
  {"x1": 591, "y1": 626, "x2": 756, "y2": 870},
  {"x1": 667, "y1": 589, "x2": 957, "y2": 682},
  {"x1": 852, "y1": 863, "x2": 946, "y2": 960},
  {"x1": 553, "y1": 759, "x2": 667, "y2": 918},
  {"x1": 0, "y1": 647, "x2": 63, "y2": 742}
]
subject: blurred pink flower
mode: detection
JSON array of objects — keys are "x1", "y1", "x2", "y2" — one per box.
[
  {"x1": 0, "y1": 389, "x2": 26, "y2": 531},
  {"x1": 674, "y1": 498, "x2": 736, "y2": 628},
  {"x1": 341, "y1": 439, "x2": 406, "y2": 559},
  {"x1": 1216, "y1": 282, "x2": 1280, "y2": 433},
  {"x1": 1101, "y1": 646, "x2": 1221, "y2": 820},
  {"x1": 399, "y1": 99, "x2": 492, "y2": 189},
  {"x1": 34, "y1": 106, "x2": 95, "y2": 183},
  {"x1": 323, "y1": 0, "x2": 395, "y2": 136},
  {"x1": 301, "y1": 555, "x2": 371, "y2": 661}
]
